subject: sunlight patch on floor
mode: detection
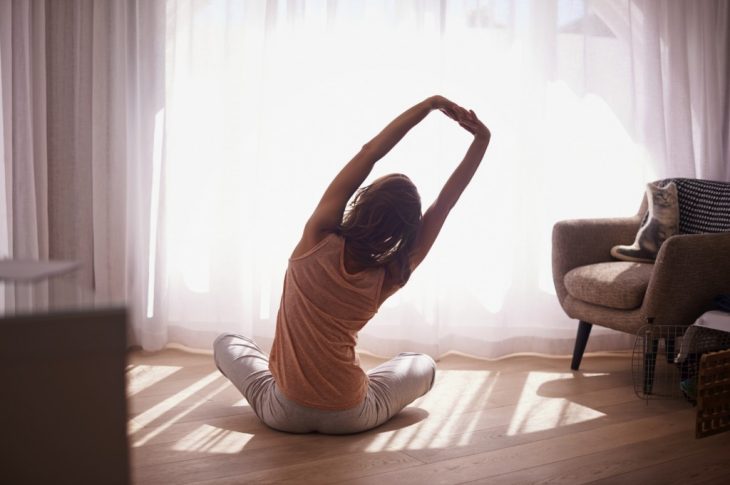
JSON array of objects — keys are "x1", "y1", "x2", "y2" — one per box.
[
  {"x1": 362, "y1": 369, "x2": 610, "y2": 453},
  {"x1": 506, "y1": 371, "x2": 606, "y2": 436},
  {"x1": 457, "y1": 372, "x2": 498, "y2": 447},
  {"x1": 126, "y1": 364, "x2": 182, "y2": 397},
  {"x1": 418, "y1": 370, "x2": 496, "y2": 416},
  {"x1": 129, "y1": 371, "x2": 220, "y2": 434},
  {"x1": 172, "y1": 424, "x2": 254, "y2": 454},
  {"x1": 365, "y1": 370, "x2": 495, "y2": 453},
  {"x1": 131, "y1": 380, "x2": 231, "y2": 447},
  {"x1": 431, "y1": 370, "x2": 493, "y2": 439}
]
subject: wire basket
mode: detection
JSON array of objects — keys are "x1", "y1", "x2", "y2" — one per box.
[{"x1": 632, "y1": 324, "x2": 730, "y2": 403}]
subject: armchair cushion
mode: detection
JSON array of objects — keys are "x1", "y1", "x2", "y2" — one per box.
[
  {"x1": 552, "y1": 216, "x2": 643, "y2": 305},
  {"x1": 564, "y1": 261, "x2": 654, "y2": 310}
]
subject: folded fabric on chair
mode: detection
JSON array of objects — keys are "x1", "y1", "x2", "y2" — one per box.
[{"x1": 662, "y1": 178, "x2": 730, "y2": 234}]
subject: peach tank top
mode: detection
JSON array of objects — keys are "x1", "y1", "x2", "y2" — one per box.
[{"x1": 269, "y1": 233, "x2": 385, "y2": 410}]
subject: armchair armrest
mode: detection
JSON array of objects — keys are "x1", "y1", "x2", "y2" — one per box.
[
  {"x1": 643, "y1": 232, "x2": 730, "y2": 325},
  {"x1": 552, "y1": 216, "x2": 642, "y2": 305}
]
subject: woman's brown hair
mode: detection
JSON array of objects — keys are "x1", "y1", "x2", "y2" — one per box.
[{"x1": 338, "y1": 174, "x2": 422, "y2": 286}]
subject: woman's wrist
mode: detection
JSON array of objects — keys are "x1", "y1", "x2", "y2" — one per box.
[{"x1": 473, "y1": 132, "x2": 491, "y2": 145}]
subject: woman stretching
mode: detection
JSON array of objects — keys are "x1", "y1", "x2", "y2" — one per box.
[{"x1": 214, "y1": 95, "x2": 490, "y2": 434}]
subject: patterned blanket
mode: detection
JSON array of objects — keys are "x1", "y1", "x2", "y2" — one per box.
[{"x1": 658, "y1": 178, "x2": 730, "y2": 234}]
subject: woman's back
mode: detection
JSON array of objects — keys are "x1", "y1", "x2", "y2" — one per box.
[{"x1": 269, "y1": 233, "x2": 385, "y2": 410}]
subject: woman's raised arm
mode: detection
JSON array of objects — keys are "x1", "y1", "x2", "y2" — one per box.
[
  {"x1": 292, "y1": 96, "x2": 460, "y2": 257},
  {"x1": 409, "y1": 108, "x2": 491, "y2": 271}
]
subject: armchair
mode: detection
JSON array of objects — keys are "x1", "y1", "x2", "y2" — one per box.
[{"x1": 552, "y1": 179, "x2": 730, "y2": 370}]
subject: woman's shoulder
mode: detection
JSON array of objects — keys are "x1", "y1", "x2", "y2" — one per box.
[{"x1": 289, "y1": 231, "x2": 340, "y2": 262}]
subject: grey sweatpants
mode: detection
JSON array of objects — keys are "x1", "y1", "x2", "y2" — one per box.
[{"x1": 213, "y1": 333, "x2": 436, "y2": 434}]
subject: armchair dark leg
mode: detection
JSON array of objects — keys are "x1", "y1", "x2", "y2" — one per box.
[{"x1": 571, "y1": 321, "x2": 593, "y2": 371}]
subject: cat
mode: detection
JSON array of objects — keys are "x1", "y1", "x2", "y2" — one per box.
[{"x1": 611, "y1": 182, "x2": 679, "y2": 263}]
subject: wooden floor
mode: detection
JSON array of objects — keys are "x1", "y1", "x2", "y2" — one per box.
[{"x1": 128, "y1": 349, "x2": 730, "y2": 484}]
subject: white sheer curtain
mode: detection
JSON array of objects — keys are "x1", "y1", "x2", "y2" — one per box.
[
  {"x1": 2, "y1": 0, "x2": 728, "y2": 357},
  {"x1": 152, "y1": 0, "x2": 727, "y2": 357}
]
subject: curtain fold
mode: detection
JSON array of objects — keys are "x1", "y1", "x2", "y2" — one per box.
[
  {"x1": 0, "y1": 0, "x2": 164, "y2": 338},
  {"x1": 623, "y1": 0, "x2": 730, "y2": 180},
  {"x1": 0, "y1": 0, "x2": 48, "y2": 262},
  {"x1": 88, "y1": 0, "x2": 166, "y2": 345},
  {"x1": 1, "y1": 0, "x2": 728, "y2": 357},
  {"x1": 45, "y1": 0, "x2": 93, "y2": 289}
]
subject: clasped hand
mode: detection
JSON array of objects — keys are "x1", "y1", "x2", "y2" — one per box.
[{"x1": 429, "y1": 95, "x2": 490, "y2": 142}]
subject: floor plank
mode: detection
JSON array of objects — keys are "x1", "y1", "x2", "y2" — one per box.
[
  {"x1": 587, "y1": 437, "x2": 730, "y2": 485},
  {"x1": 479, "y1": 430, "x2": 729, "y2": 484}
]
